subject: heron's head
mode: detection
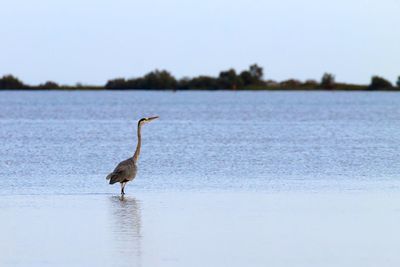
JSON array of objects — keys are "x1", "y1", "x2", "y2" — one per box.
[{"x1": 138, "y1": 116, "x2": 159, "y2": 125}]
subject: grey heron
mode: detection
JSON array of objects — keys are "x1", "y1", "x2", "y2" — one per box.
[{"x1": 106, "y1": 116, "x2": 159, "y2": 195}]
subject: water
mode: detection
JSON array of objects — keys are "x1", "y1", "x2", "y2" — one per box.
[
  {"x1": 1, "y1": 91, "x2": 399, "y2": 194},
  {"x1": 1, "y1": 91, "x2": 400, "y2": 266}
]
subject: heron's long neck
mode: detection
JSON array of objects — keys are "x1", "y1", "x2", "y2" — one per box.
[{"x1": 133, "y1": 123, "x2": 142, "y2": 163}]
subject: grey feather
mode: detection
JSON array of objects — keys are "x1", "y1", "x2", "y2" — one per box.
[{"x1": 107, "y1": 158, "x2": 137, "y2": 185}]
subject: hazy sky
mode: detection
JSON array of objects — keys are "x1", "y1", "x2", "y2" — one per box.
[{"x1": 1, "y1": 0, "x2": 399, "y2": 85}]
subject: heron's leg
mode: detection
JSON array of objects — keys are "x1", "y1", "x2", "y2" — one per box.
[
  {"x1": 121, "y1": 182, "x2": 126, "y2": 195},
  {"x1": 120, "y1": 183, "x2": 125, "y2": 195}
]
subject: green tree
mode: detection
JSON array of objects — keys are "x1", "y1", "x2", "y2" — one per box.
[
  {"x1": 177, "y1": 77, "x2": 190, "y2": 90},
  {"x1": 249, "y1": 64, "x2": 263, "y2": 81},
  {"x1": 184, "y1": 76, "x2": 218, "y2": 89},
  {"x1": 38, "y1": 81, "x2": 59, "y2": 89},
  {"x1": 240, "y1": 71, "x2": 253, "y2": 86},
  {"x1": 320, "y1": 73, "x2": 335, "y2": 89},
  {"x1": 302, "y1": 79, "x2": 318, "y2": 89},
  {"x1": 218, "y1": 69, "x2": 242, "y2": 89},
  {"x1": 368, "y1": 76, "x2": 393, "y2": 90},
  {"x1": 240, "y1": 64, "x2": 264, "y2": 86},
  {"x1": 397, "y1": 76, "x2": 400, "y2": 88},
  {"x1": 105, "y1": 78, "x2": 128, "y2": 89},
  {"x1": 0, "y1": 75, "x2": 26, "y2": 89},
  {"x1": 141, "y1": 70, "x2": 177, "y2": 89},
  {"x1": 280, "y1": 79, "x2": 301, "y2": 89}
]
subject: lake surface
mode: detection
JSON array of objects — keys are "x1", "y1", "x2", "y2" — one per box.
[{"x1": 1, "y1": 91, "x2": 400, "y2": 266}]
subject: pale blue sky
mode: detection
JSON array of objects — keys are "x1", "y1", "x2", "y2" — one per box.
[{"x1": 0, "y1": 0, "x2": 399, "y2": 85}]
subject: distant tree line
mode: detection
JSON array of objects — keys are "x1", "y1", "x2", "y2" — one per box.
[
  {"x1": 1, "y1": 64, "x2": 399, "y2": 91},
  {"x1": 105, "y1": 64, "x2": 265, "y2": 90}
]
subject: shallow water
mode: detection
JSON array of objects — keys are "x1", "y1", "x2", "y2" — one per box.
[
  {"x1": 2, "y1": 192, "x2": 400, "y2": 267},
  {"x1": 1, "y1": 91, "x2": 400, "y2": 266}
]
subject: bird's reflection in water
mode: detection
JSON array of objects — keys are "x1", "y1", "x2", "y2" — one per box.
[{"x1": 109, "y1": 195, "x2": 142, "y2": 267}]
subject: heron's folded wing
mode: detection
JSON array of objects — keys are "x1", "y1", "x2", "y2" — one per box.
[
  {"x1": 107, "y1": 159, "x2": 132, "y2": 182},
  {"x1": 112, "y1": 159, "x2": 132, "y2": 174}
]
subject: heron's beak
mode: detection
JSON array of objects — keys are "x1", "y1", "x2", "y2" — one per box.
[{"x1": 147, "y1": 116, "x2": 159, "y2": 122}]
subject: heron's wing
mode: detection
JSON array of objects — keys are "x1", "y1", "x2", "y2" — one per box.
[
  {"x1": 107, "y1": 159, "x2": 133, "y2": 183},
  {"x1": 113, "y1": 159, "x2": 132, "y2": 173}
]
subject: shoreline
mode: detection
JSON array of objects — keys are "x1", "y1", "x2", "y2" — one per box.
[{"x1": 1, "y1": 88, "x2": 400, "y2": 92}]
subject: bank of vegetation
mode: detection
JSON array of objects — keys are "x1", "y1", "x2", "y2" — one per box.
[{"x1": 1, "y1": 64, "x2": 399, "y2": 91}]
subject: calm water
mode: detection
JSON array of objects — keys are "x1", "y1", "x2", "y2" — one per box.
[
  {"x1": 0, "y1": 91, "x2": 399, "y2": 194},
  {"x1": 1, "y1": 91, "x2": 400, "y2": 267}
]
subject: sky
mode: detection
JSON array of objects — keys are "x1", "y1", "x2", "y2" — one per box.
[{"x1": 0, "y1": 0, "x2": 399, "y2": 85}]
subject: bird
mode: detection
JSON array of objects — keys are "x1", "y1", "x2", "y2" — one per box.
[{"x1": 106, "y1": 116, "x2": 159, "y2": 195}]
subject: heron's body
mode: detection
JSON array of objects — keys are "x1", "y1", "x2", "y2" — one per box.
[
  {"x1": 107, "y1": 158, "x2": 137, "y2": 185},
  {"x1": 106, "y1": 116, "x2": 158, "y2": 195}
]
